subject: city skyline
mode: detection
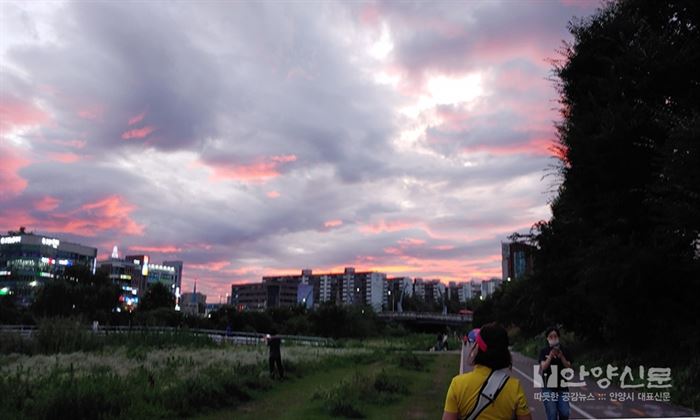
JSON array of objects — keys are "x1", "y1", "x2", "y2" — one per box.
[{"x1": 0, "y1": 1, "x2": 600, "y2": 298}]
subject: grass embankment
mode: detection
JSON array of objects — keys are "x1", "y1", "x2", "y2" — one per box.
[{"x1": 509, "y1": 328, "x2": 700, "y2": 411}]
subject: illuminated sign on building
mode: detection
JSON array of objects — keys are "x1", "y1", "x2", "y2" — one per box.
[
  {"x1": 41, "y1": 237, "x2": 60, "y2": 249},
  {"x1": 142, "y1": 255, "x2": 149, "y2": 276},
  {"x1": 0, "y1": 236, "x2": 21, "y2": 245},
  {"x1": 149, "y1": 264, "x2": 175, "y2": 272}
]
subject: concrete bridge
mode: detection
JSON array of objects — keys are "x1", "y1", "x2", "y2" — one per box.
[{"x1": 378, "y1": 311, "x2": 473, "y2": 326}]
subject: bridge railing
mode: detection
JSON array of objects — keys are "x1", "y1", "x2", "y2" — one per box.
[
  {"x1": 378, "y1": 311, "x2": 473, "y2": 323},
  {"x1": 0, "y1": 324, "x2": 334, "y2": 347}
]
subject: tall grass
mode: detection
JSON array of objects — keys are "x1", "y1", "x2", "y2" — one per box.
[
  {"x1": 312, "y1": 368, "x2": 409, "y2": 418},
  {"x1": 0, "y1": 346, "x2": 374, "y2": 419},
  {"x1": 0, "y1": 318, "x2": 217, "y2": 356}
]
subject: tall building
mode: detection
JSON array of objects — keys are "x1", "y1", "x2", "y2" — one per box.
[
  {"x1": 387, "y1": 277, "x2": 413, "y2": 311},
  {"x1": 230, "y1": 282, "x2": 266, "y2": 310},
  {"x1": 455, "y1": 281, "x2": 479, "y2": 303},
  {"x1": 480, "y1": 278, "x2": 504, "y2": 299},
  {"x1": 234, "y1": 267, "x2": 388, "y2": 312},
  {"x1": 413, "y1": 278, "x2": 426, "y2": 300},
  {"x1": 126, "y1": 255, "x2": 180, "y2": 295},
  {"x1": 96, "y1": 250, "x2": 143, "y2": 311},
  {"x1": 423, "y1": 279, "x2": 445, "y2": 303},
  {"x1": 163, "y1": 260, "x2": 184, "y2": 307},
  {"x1": 263, "y1": 276, "x2": 301, "y2": 308},
  {"x1": 0, "y1": 229, "x2": 97, "y2": 305},
  {"x1": 181, "y1": 282, "x2": 206, "y2": 315},
  {"x1": 502, "y1": 241, "x2": 536, "y2": 281}
]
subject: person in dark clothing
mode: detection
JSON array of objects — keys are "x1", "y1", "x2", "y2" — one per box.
[
  {"x1": 266, "y1": 331, "x2": 284, "y2": 379},
  {"x1": 538, "y1": 327, "x2": 573, "y2": 420}
]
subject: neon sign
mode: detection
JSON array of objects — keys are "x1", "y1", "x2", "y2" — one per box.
[
  {"x1": 0, "y1": 236, "x2": 21, "y2": 245},
  {"x1": 42, "y1": 237, "x2": 60, "y2": 248}
]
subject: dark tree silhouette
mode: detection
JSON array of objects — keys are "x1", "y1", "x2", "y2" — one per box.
[
  {"x1": 477, "y1": 0, "x2": 700, "y2": 364},
  {"x1": 139, "y1": 283, "x2": 176, "y2": 312}
]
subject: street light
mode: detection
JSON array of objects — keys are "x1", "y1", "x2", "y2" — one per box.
[{"x1": 388, "y1": 290, "x2": 393, "y2": 312}]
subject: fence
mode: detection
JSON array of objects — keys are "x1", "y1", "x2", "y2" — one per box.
[{"x1": 0, "y1": 324, "x2": 334, "y2": 347}]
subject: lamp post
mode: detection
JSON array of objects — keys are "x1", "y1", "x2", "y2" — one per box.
[{"x1": 388, "y1": 290, "x2": 392, "y2": 312}]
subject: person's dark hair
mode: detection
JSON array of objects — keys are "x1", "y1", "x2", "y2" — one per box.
[
  {"x1": 544, "y1": 326, "x2": 559, "y2": 338},
  {"x1": 473, "y1": 323, "x2": 511, "y2": 370}
]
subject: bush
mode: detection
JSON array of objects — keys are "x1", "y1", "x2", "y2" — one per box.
[
  {"x1": 373, "y1": 370, "x2": 408, "y2": 395},
  {"x1": 0, "y1": 331, "x2": 33, "y2": 354},
  {"x1": 313, "y1": 368, "x2": 409, "y2": 418},
  {"x1": 397, "y1": 352, "x2": 429, "y2": 371},
  {"x1": 35, "y1": 318, "x2": 100, "y2": 354}
]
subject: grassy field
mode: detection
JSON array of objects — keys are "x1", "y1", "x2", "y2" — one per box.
[{"x1": 0, "y1": 326, "x2": 460, "y2": 419}]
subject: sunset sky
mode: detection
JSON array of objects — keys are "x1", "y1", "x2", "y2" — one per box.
[{"x1": 1, "y1": 1, "x2": 601, "y2": 298}]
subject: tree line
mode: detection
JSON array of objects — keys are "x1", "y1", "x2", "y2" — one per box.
[{"x1": 475, "y1": 0, "x2": 700, "y2": 370}]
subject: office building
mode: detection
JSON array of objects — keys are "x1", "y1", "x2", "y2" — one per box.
[
  {"x1": 0, "y1": 228, "x2": 97, "y2": 305},
  {"x1": 230, "y1": 282, "x2": 267, "y2": 310}
]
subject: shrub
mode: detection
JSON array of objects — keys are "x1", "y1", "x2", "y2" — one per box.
[
  {"x1": 35, "y1": 318, "x2": 100, "y2": 354},
  {"x1": 397, "y1": 352, "x2": 429, "y2": 371}
]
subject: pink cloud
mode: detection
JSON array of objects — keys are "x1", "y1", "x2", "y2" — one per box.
[
  {"x1": 0, "y1": 96, "x2": 49, "y2": 134},
  {"x1": 128, "y1": 111, "x2": 147, "y2": 126},
  {"x1": 461, "y1": 137, "x2": 553, "y2": 157},
  {"x1": 48, "y1": 196, "x2": 143, "y2": 236},
  {"x1": 48, "y1": 153, "x2": 81, "y2": 163},
  {"x1": 188, "y1": 260, "x2": 231, "y2": 272},
  {"x1": 359, "y1": 4, "x2": 381, "y2": 26},
  {"x1": 266, "y1": 191, "x2": 281, "y2": 199},
  {"x1": 324, "y1": 219, "x2": 343, "y2": 228},
  {"x1": 0, "y1": 145, "x2": 30, "y2": 197},
  {"x1": 128, "y1": 245, "x2": 182, "y2": 253},
  {"x1": 121, "y1": 126, "x2": 156, "y2": 140},
  {"x1": 52, "y1": 139, "x2": 87, "y2": 149},
  {"x1": 208, "y1": 155, "x2": 297, "y2": 182},
  {"x1": 77, "y1": 104, "x2": 104, "y2": 120},
  {"x1": 432, "y1": 245, "x2": 455, "y2": 251},
  {"x1": 35, "y1": 196, "x2": 60, "y2": 212},
  {"x1": 0, "y1": 195, "x2": 144, "y2": 237},
  {"x1": 358, "y1": 218, "x2": 420, "y2": 234},
  {"x1": 398, "y1": 237, "x2": 425, "y2": 246}
]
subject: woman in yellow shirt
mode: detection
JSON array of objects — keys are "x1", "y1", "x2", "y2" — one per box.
[{"x1": 443, "y1": 323, "x2": 532, "y2": 420}]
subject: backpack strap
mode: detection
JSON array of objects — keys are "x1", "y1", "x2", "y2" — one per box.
[{"x1": 462, "y1": 369, "x2": 510, "y2": 420}]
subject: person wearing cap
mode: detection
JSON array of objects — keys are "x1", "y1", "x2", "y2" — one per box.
[
  {"x1": 538, "y1": 327, "x2": 573, "y2": 420},
  {"x1": 443, "y1": 323, "x2": 532, "y2": 420}
]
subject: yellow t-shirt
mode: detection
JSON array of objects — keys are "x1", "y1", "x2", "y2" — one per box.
[{"x1": 444, "y1": 365, "x2": 530, "y2": 419}]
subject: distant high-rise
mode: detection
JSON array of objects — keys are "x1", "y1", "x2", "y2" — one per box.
[
  {"x1": 501, "y1": 241, "x2": 535, "y2": 281},
  {"x1": 233, "y1": 267, "x2": 388, "y2": 312}
]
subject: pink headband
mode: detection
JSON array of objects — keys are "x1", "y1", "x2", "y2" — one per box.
[{"x1": 475, "y1": 329, "x2": 488, "y2": 352}]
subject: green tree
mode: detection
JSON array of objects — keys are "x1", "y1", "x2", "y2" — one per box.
[
  {"x1": 139, "y1": 283, "x2": 175, "y2": 312},
  {"x1": 518, "y1": 0, "x2": 700, "y2": 358}
]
